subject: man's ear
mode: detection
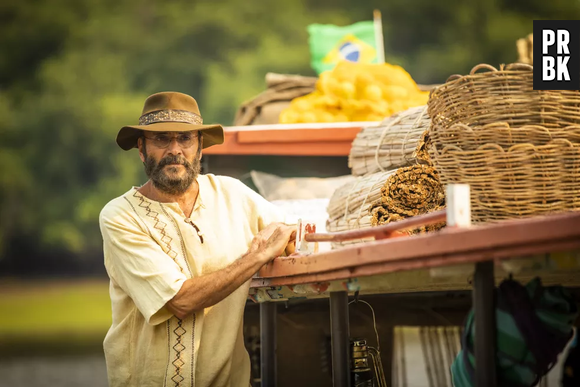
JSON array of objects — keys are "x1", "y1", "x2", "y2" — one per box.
[{"x1": 138, "y1": 137, "x2": 146, "y2": 163}]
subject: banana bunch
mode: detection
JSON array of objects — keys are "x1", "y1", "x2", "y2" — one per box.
[{"x1": 279, "y1": 61, "x2": 429, "y2": 124}]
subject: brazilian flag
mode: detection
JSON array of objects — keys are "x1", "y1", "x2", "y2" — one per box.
[{"x1": 308, "y1": 21, "x2": 379, "y2": 75}]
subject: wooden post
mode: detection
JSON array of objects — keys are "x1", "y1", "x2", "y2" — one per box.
[{"x1": 447, "y1": 184, "x2": 496, "y2": 387}]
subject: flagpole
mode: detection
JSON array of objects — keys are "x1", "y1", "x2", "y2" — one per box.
[{"x1": 373, "y1": 9, "x2": 385, "y2": 64}]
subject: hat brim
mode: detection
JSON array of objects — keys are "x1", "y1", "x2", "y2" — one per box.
[{"x1": 116, "y1": 122, "x2": 224, "y2": 151}]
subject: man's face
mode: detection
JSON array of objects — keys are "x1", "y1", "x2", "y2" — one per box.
[{"x1": 138, "y1": 131, "x2": 202, "y2": 195}]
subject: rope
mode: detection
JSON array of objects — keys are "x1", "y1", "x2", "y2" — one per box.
[
  {"x1": 408, "y1": 106, "x2": 428, "y2": 165},
  {"x1": 342, "y1": 177, "x2": 363, "y2": 224},
  {"x1": 355, "y1": 172, "x2": 390, "y2": 227},
  {"x1": 373, "y1": 113, "x2": 406, "y2": 172}
]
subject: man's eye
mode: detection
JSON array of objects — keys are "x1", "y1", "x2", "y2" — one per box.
[
  {"x1": 179, "y1": 134, "x2": 192, "y2": 142},
  {"x1": 156, "y1": 135, "x2": 170, "y2": 142}
]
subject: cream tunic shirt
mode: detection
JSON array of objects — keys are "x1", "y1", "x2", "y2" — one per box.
[{"x1": 99, "y1": 174, "x2": 286, "y2": 387}]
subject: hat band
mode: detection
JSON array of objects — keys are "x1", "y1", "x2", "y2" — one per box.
[{"x1": 139, "y1": 109, "x2": 203, "y2": 126}]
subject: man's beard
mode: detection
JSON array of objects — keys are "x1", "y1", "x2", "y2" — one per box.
[{"x1": 143, "y1": 145, "x2": 201, "y2": 195}]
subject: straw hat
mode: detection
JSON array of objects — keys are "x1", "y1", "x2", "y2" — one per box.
[{"x1": 116, "y1": 92, "x2": 224, "y2": 150}]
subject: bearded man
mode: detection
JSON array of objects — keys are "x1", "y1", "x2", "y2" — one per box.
[{"x1": 99, "y1": 92, "x2": 295, "y2": 387}]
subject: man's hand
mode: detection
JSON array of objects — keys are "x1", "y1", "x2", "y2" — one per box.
[
  {"x1": 166, "y1": 222, "x2": 296, "y2": 319},
  {"x1": 249, "y1": 222, "x2": 296, "y2": 263}
]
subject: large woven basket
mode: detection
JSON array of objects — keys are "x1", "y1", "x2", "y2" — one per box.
[
  {"x1": 429, "y1": 124, "x2": 580, "y2": 222},
  {"x1": 427, "y1": 63, "x2": 580, "y2": 223},
  {"x1": 428, "y1": 63, "x2": 580, "y2": 135},
  {"x1": 432, "y1": 122, "x2": 580, "y2": 151}
]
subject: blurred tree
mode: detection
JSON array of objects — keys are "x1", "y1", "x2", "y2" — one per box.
[{"x1": 0, "y1": 0, "x2": 579, "y2": 275}]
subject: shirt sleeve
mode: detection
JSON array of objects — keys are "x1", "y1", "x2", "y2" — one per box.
[{"x1": 99, "y1": 204, "x2": 187, "y2": 325}]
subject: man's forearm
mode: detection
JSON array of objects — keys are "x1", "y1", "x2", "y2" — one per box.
[{"x1": 165, "y1": 251, "x2": 265, "y2": 319}]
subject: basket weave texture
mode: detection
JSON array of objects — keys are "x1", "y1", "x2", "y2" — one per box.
[
  {"x1": 428, "y1": 63, "x2": 580, "y2": 133},
  {"x1": 428, "y1": 63, "x2": 580, "y2": 222}
]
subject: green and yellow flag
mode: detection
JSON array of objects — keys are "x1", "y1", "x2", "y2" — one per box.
[{"x1": 308, "y1": 21, "x2": 379, "y2": 75}]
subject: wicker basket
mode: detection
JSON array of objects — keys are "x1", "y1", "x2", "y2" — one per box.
[
  {"x1": 427, "y1": 63, "x2": 580, "y2": 222},
  {"x1": 429, "y1": 126, "x2": 580, "y2": 222},
  {"x1": 428, "y1": 63, "x2": 580, "y2": 136},
  {"x1": 432, "y1": 122, "x2": 580, "y2": 151},
  {"x1": 348, "y1": 105, "x2": 431, "y2": 176}
]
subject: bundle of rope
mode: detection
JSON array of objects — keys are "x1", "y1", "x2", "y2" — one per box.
[
  {"x1": 348, "y1": 105, "x2": 431, "y2": 176},
  {"x1": 327, "y1": 106, "x2": 443, "y2": 245},
  {"x1": 369, "y1": 164, "x2": 446, "y2": 234},
  {"x1": 452, "y1": 277, "x2": 578, "y2": 387},
  {"x1": 326, "y1": 170, "x2": 397, "y2": 243}
]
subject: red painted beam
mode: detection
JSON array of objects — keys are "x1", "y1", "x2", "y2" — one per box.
[
  {"x1": 203, "y1": 122, "x2": 367, "y2": 156},
  {"x1": 253, "y1": 211, "x2": 580, "y2": 287},
  {"x1": 251, "y1": 238, "x2": 580, "y2": 288},
  {"x1": 305, "y1": 210, "x2": 447, "y2": 242}
]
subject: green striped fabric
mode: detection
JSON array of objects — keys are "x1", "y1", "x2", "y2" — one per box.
[{"x1": 451, "y1": 278, "x2": 577, "y2": 387}]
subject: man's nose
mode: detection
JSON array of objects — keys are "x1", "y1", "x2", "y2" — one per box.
[{"x1": 166, "y1": 137, "x2": 183, "y2": 155}]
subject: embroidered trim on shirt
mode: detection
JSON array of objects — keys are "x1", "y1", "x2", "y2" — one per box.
[
  {"x1": 191, "y1": 314, "x2": 196, "y2": 386},
  {"x1": 129, "y1": 191, "x2": 195, "y2": 387},
  {"x1": 161, "y1": 206, "x2": 196, "y2": 387},
  {"x1": 132, "y1": 191, "x2": 181, "y2": 267},
  {"x1": 171, "y1": 319, "x2": 187, "y2": 385},
  {"x1": 159, "y1": 205, "x2": 194, "y2": 276},
  {"x1": 165, "y1": 315, "x2": 196, "y2": 387},
  {"x1": 159, "y1": 205, "x2": 196, "y2": 386},
  {"x1": 165, "y1": 321, "x2": 171, "y2": 385}
]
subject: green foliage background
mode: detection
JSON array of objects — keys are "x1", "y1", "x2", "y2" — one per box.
[{"x1": 1, "y1": 0, "x2": 578, "y2": 273}]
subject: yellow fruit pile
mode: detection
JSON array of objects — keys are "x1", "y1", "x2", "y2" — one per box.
[{"x1": 279, "y1": 61, "x2": 429, "y2": 123}]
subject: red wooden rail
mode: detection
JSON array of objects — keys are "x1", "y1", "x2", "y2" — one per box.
[
  {"x1": 203, "y1": 122, "x2": 367, "y2": 156},
  {"x1": 251, "y1": 211, "x2": 580, "y2": 288},
  {"x1": 304, "y1": 210, "x2": 447, "y2": 242}
]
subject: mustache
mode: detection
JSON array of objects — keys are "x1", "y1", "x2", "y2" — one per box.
[
  {"x1": 158, "y1": 155, "x2": 190, "y2": 168},
  {"x1": 143, "y1": 152, "x2": 200, "y2": 195}
]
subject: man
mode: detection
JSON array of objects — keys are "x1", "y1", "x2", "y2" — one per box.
[{"x1": 99, "y1": 91, "x2": 296, "y2": 387}]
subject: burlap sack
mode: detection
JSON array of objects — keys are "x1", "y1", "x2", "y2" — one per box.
[{"x1": 234, "y1": 73, "x2": 317, "y2": 126}]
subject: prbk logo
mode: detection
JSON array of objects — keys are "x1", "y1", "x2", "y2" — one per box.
[{"x1": 533, "y1": 20, "x2": 580, "y2": 90}]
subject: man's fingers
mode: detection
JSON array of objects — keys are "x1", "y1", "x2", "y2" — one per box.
[
  {"x1": 260, "y1": 222, "x2": 279, "y2": 236},
  {"x1": 259, "y1": 222, "x2": 287, "y2": 239},
  {"x1": 270, "y1": 225, "x2": 294, "y2": 241},
  {"x1": 251, "y1": 224, "x2": 297, "y2": 259}
]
